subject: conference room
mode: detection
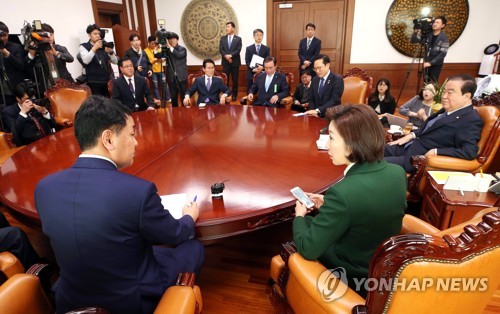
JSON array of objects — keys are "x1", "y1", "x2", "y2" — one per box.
[{"x1": 0, "y1": 0, "x2": 499, "y2": 313}]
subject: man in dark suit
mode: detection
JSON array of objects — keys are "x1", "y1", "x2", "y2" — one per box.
[
  {"x1": 219, "y1": 21, "x2": 242, "y2": 101},
  {"x1": 26, "y1": 23, "x2": 75, "y2": 87},
  {"x1": 298, "y1": 23, "x2": 321, "y2": 77},
  {"x1": 35, "y1": 96, "x2": 204, "y2": 314},
  {"x1": 244, "y1": 29, "x2": 270, "y2": 94},
  {"x1": 291, "y1": 69, "x2": 312, "y2": 112},
  {"x1": 165, "y1": 32, "x2": 188, "y2": 107},
  {"x1": 112, "y1": 58, "x2": 155, "y2": 112},
  {"x1": 183, "y1": 58, "x2": 230, "y2": 106},
  {"x1": 0, "y1": 21, "x2": 26, "y2": 107},
  {"x1": 385, "y1": 74, "x2": 483, "y2": 172},
  {"x1": 247, "y1": 56, "x2": 289, "y2": 107},
  {"x1": 1, "y1": 83, "x2": 55, "y2": 146},
  {"x1": 305, "y1": 55, "x2": 344, "y2": 117}
]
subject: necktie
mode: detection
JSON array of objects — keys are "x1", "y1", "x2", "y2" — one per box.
[
  {"x1": 228, "y1": 36, "x2": 232, "y2": 47},
  {"x1": 128, "y1": 78, "x2": 135, "y2": 95},
  {"x1": 307, "y1": 39, "x2": 311, "y2": 50},
  {"x1": 318, "y1": 78, "x2": 325, "y2": 96},
  {"x1": 265, "y1": 75, "x2": 272, "y2": 92},
  {"x1": 205, "y1": 77, "x2": 211, "y2": 102},
  {"x1": 29, "y1": 112, "x2": 47, "y2": 137},
  {"x1": 256, "y1": 45, "x2": 260, "y2": 54},
  {"x1": 423, "y1": 113, "x2": 445, "y2": 132}
]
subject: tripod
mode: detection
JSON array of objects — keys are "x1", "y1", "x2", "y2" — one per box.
[
  {"x1": 396, "y1": 36, "x2": 430, "y2": 105},
  {"x1": 160, "y1": 44, "x2": 182, "y2": 108},
  {"x1": 30, "y1": 47, "x2": 55, "y2": 99}
]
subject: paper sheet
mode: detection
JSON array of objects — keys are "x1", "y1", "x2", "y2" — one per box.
[
  {"x1": 160, "y1": 193, "x2": 186, "y2": 219},
  {"x1": 250, "y1": 54, "x2": 264, "y2": 68},
  {"x1": 428, "y1": 171, "x2": 473, "y2": 185}
]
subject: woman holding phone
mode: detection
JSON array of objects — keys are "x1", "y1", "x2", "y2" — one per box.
[{"x1": 293, "y1": 104, "x2": 407, "y2": 297}]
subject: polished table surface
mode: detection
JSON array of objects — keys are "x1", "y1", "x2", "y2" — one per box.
[{"x1": 0, "y1": 106, "x2": 345, "y2": 242}]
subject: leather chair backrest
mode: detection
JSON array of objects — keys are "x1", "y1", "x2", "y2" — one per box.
[
  {"x1": 0, "y1": 274, "x2": 53, "y2": 314},
  {"x1": 475, "y1": 105, "x2": 499, "y2": 156},
  {"x1": 0, "y1": 132, "x2": 15, "y2": 151},
  {"x1": 342, "y1": 77, "x2": 368, "y2": 104},
  {"x1": 45, "y1": 80, "x2": 91, "y2": 123}
]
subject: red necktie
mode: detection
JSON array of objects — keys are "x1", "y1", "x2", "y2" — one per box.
[{"x1": 29, "y1": 112, "x2": 47, "y2": 137}]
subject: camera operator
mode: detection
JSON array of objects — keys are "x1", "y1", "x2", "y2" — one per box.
[
  {"x1": 26, "y1": 23, "x2": 75, "y2": 87},
  {"x1": 411, "y1": 16, "x2": 449, "y2": 83},
  {"x1": 124, "y1": 34, "x2": 152, "y2": 78},
  {"x1": 78, "y1": 24, "x2": 117, "y2": 96},
  {"x1": 164, "y1": 32, "x2": 187, "y2": 107},
  {"x1": 0, "y1": 21, "x2": 26, "y2": 108},
  {"x1": 144, "y1": 35, "x2": 170, "y2": 102},
  {"x1": 1, "y1": 82, "x2": 55, "y2": 146}
]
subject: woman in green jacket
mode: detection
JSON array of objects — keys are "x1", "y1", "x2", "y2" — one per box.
[{"x1": 293, "y1": 104, "x2": 407, "y2": 297}]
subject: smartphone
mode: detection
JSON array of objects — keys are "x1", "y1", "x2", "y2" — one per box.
[{"x1": 290, "y1": 187, "x2": 315, "y2": 209}]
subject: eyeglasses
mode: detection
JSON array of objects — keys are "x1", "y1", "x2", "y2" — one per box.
[
  {"x1": 121, "y1": 65, "x2": 134, "y2": 68},
  {"x1": 313, "y1": 66, "x2": 325, "y2": 71}
]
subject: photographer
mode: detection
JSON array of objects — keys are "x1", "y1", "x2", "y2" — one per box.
[
  {"x1": 78, "y1": 24, "x2": 117, "y2": 96},
  {"x1": 411, "y1": 16, "x2": 449, "y2": 83},
  {"x1": 1, "y1": 83, "x2": 55, "y2": 146},
  {"x1": 124, "y1": 34, "x2": 152, "y2": 78},
  {"x1": 144, "y1": 35, "x2": 170, "y2": 102},
  {"x1": 164, "y1": 32, "x2": 187, "y2": 107},
  {"x1": 0, "y1": 22, "x2": 26, "y2": 107},
  {"x1": 26, "y1": 23, "x2": 75, "y2": 88}
]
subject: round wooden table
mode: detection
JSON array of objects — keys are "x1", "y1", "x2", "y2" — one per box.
[{"x1": 0, "y1": 106, "x2": 345, "y2": 243}]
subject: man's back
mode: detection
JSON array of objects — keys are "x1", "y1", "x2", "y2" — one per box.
[{"x1": 35, "y1": 157, "x2": 195, "y2": 313}]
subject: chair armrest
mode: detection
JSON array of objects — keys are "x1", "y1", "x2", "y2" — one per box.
[
  {"x1": 54, "y1": 117, "x2": 73, "y2": 128},
  {"x1": 0, "y1": 252, "x2": 25, "y2": 279},
  {"x1": 280, "y1": 97, "x2": 293, "y2": 110},
  {"x1": 287, "y1": 253, "x2": 365, "y2": 314},
  {"x1": 0, "y1": 274, "x2": 53, "y2": 314},
  {"x1": 426, "y1": 155, "x2": 482, "y2": 172},
  {"x1": 270, "y1": 255, "x2": 285, "y2": 283},
  {"x1": 401, "y1": 214, "x2": 440, "y2": 235},
  {"x1": 154, "y1": 272, "x2": 202, "y2": 314}
]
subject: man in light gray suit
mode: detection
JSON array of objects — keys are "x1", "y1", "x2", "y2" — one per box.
[{"x1": 165, "y1": 32, "x2": 188, "y2": 107}]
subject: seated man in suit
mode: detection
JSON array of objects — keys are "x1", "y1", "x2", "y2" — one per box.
[
  {"x1": 244, "y1": 28, "x2": 271, "y2": 94},
  {"x1": 1, "y1": 83, "x2": 55, "y2": 146},
  {"x1": 247, "y1": 56, "x2": 289, "y2": 108},
  {"x1": 183, "y1": 58, "x2": 231, "y2": 106},
  {"x1": 291, "y1": 69, "x2": 312, "y2": 112},
  {"x1": 34, "y1": 96, "x2": 204, "y2": 313},
  {"x1": 112, "y1": 58, "x2": 155, "y2": 112},
  {"x1": 384, "y1": 74, "x2": 483, "y2": 172},
  {"x1": 305, "y1": 54, "x2": 344, "y2": 117}
]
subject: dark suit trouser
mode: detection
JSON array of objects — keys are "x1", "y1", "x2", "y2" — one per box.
[
  {"x1": 384, "y1": 144, "x2": 410, "y2": 172},
  {"x1": 0, "y1": 212, "x2": 41, "y2": 270},
  {"x1": 153, "y1": 239, "x2": 204, "y2": 287},
  {"x1": 88, "y1": 82, "x2": 110, "y2": 97},
  {"x1": 168, "y1": 79, "x2": 187, "y2": 107},
  {"x1": 424, "y1": 64, "x2": 443, "y2": 83},
  {"x1": 223, "y1": 65, "x2": 239, "y2": 98}
]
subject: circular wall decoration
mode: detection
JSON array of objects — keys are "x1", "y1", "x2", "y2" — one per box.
[
  {"x1": 386, "y1": 0, "x2": 469, "y2": 58},
  {"x1": 181, "y1": 0, "x2": 239, "y2": 60}
]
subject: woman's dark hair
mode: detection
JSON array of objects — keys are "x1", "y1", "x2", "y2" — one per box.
[
  {"x1": 368, "y1": 78, "x2": 393, "y2": 104},
  {"x1": 325, "y1": 104, "x2": 385, "y2": 163},
  {"x1": 74, "y1": 96, "x2": 132, "y2": 151}
]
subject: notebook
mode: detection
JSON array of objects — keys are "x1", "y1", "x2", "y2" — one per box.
[{"x1": 386, "y1": 114, "x2": 409, "y2": 128}]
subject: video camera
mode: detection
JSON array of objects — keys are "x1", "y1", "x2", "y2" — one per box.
[
  {"x1": 155, "y1": 19, "x2": 174, "y2": 46},
  {"x1": 23, "y1": 79, "x2": 50, "y2": 107},
  {"x1": 21, "y1": 20, "x2": 51, "y2": 52},
  {"x1": 99, "y1": 29, "x2": 114, "y2": 50},
  {"x1": 413, "y1": 17, "x2": 434, "y2": 38}
]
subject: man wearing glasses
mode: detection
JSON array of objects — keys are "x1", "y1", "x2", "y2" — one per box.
[{"x1": 305, "y1": 54, "x2": 344, "y2": 117}]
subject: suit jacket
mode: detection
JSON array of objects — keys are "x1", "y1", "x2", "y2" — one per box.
[
  {"x1": 293, "y1": 161, "x2": 406, "y2": 292},
  {"x1": 1, "y1": 104, "x2": 55, "y2": 146},
  {"x1": 1, "y1": 41, "x2": 26, "y2": 89},
  {"x1": 34, "y1": 157, "x2": 196, "y2": 314},
  {"x1": 124, "y1": 48, "x2": 152, "y2": 77},
  {"x1": 165, "y1": 45, "x2": 188, "y2": 82},
  {"x1": 298, "y1": 37, "x2": 321, "y2": 70},
  {"x1": 112, "y1": 74, "x2": 155, "y2": 111},
  {"x1": 402, "y1": 105, "x2": 483, "y2": 170},
  {"x1": 293, "y1": 83, "x2": 312, "y2": 104},
  {"x1": 250, "y1": 72, "x2": 289, "y2": 107},
  {"x1": 245, "y1": 43, "x2": 270, "y2": 81},
  {"x1": 309, "y1": 72, "x2": 344, "y2": 115},
  {"x1": 219, "y1": 34, "x2": 242, "y2": 68},
  {"x1": 186, "y1": 75, "x2": 230, "y2": 105}
]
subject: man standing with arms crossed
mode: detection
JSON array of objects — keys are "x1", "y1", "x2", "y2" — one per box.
[{"x1": 219, "y1": 22, "x2": 242, "y2": 101}]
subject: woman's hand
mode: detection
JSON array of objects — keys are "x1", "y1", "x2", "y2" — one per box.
[
  {"x1": 306, "y1": 193, "x2": 324, "y2": 208},
  {"x1": 295, "y1": 200, "x2": 308, "y2": 217}
]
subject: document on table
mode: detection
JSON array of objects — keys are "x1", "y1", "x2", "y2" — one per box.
[
  {"x1": 428, "y1": 171, "x2": 473, "y2": 185},
  {"x1": 160, "y1": 193, "x2": 186, "y2": 219},
  {"x1": 249, "y1": 54, "x2": 264, "y2": 68}
]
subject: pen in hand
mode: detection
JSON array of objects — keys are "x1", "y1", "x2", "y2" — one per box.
[{"x1": 193, "y1": 195, "x2": 197, "y2": 203}]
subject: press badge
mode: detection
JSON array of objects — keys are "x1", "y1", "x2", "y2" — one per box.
[{"x1": 51, "y1": 70, "x2": 58, "y2": 79}]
